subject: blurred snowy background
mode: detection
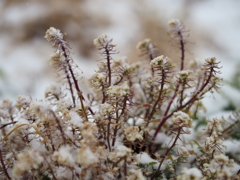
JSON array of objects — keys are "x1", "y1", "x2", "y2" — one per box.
[{"x1": 1, "y1": 0, "x2": 240, "y2": 118}]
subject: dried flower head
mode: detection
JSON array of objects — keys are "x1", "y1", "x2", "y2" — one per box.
[
  {"x1": 44, "y1": 27, "x2": 64, "y2": 45},
  {"x1": 93, "y1": 34, "x2": 116, "y2": 50},
  {"x1": 45, "y1": 84, "x2": 64, "y2": 100},
  {"x1": 150, "y1": 55, "x2": 170, "y2": 67},
  {"x1": 136, "y1": 39, "x2": 152, "y2": 51},
  {"x1": 77, "y1": 144, "x2": 99, "y2": 167},
  {"x1": 177, "y1": 167, "x2": 203, "y2": 180},
  {"x1": 99, "y1": 103, "x2": 114, "y2": 115},
  {"x1": 168, "y1": 111, "x2": 192, "y2": 129},
  {"x1": 128, "y1": 169, "x2": 146, "y2": 180},
  {"x1": 168, "y1": 19, "x2": 185, "y2": 39},
  {"x1": 12, "y1": 149, "x2": 43, "y2": 177},
  {"x1": 107, "y1": 82, "x2": 130, "y2": 97},
  {"x1": 52, "y1": 145, "x2": 74, "y2": 167},
  {"x1": 124, "y1": 126, "x2": 144, "y2": 142}
]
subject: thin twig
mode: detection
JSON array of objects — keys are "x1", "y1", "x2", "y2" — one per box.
[{"x1": 0, "y1": 150, "x2": 11, "y2": 180}]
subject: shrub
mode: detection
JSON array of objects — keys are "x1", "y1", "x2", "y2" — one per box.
[{"x1": 0, "y1": 19, "x2": 239, "y2": 180}]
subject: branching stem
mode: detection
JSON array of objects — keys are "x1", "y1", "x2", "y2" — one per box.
[
  {"x1": 148, "y1": 69, "x2": 165, "y2": 120},
  {"x1": 61, "y1": 45, "x2": 88, "y2": 122},
  {"x1": 151, "y1": 67, "x2": 214, "y2": 146},
  {"x1": 151, "y1": 128, "x2": 181, "y2": 180}
]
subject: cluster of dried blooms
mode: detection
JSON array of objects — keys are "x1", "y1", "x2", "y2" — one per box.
[{"x1": 0, "y1": 19, "x2": 239, "y2": 180}]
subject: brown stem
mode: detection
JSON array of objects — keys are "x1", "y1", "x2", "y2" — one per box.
[
  {"x1": 151, "y1": 128, "x2": 181, "y2": 180},
  {"x1": 49, "y1": 110, "x2": 66, "y2": 144},
  {"x1": 150, "y1": 67, "x2": 214, "y2": 149},
  {"x1": 64, "y1": 64, "x2": 76, "y2": 107},
  {"x1": 88, "y1": 107, "x2": 95, "y2": 116},
  {"x1": 112, "y1": 96, "x2": 127, "y2": 146},
  {"x1": 102, "y1": 85, "x2": 106, "y2": 104},
  {"x1": 119, "y1": 96, "x2": 128, "y2": 118},
  {"x1": 44, "y1": 156, "x2": 58, "y2": 180},
  {"x1": 0, "y1": 150, "x2": 11, "y2": 180},
  {"x1": 178, "y1": 31, "x2": 185, "y2": 71},
  {"x1": 106, "y1": 48, "x2": 112, "y2": 86},
  {"x1": 61, "y1": 45, "x2": 88, "y2": 122},
  {"x1": 148, "y1": 70, "x2": 165, "y2": 120},
  {"x1": 179, "y1": 80, "x2": 185, "y2": 108},
  {"x1": 112, "y1": 156, "x2": 127, "y2": 170},
  {"x1": 112, "y1": 100, "x2": 119, "y2": 147},
  {"x1": 124, "y1": 156, "x2": 127, "y2": 179},
  {"x1": 0, "y1": 121, "x2": 17, "y2": 129},
  {"x1": 107, "y1": 115, "x2": 112, "y2": 152}
]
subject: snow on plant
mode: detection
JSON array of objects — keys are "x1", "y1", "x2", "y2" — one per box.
[{"x1": 0, "y1": 21, "x2": 239, "y2": 180}]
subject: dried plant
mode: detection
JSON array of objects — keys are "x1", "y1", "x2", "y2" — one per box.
[{"x1": 0, "y1": 19, "x2": 239, "y2": 180}]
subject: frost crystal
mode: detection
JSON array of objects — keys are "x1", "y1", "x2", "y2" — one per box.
[{"x1": 44, "y1": 27, "x2": 63, "y2": 42}]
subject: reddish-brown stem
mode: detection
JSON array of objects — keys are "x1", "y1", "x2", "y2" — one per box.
[
  {"x1": 112, "y1": 121, "x2": 119, "y2": 147},
  {"x1": 112, "y1": 96, "x2": 127, "y2": 146},
  {"x1": 112, "y1": 156, "x2": 127, "y2": 169},
  {"x1": 61, "y1": 46, "x2": 84, "y2": 100},
  {"x1": 151, "y1": 67, "x2": 214, "y2": 146},
  {"x1": 88, "y1": 107, "x2": 95, "y2": 115},
  {"x1": 102, "y1": 85, "x2": 106, "y2": 104},
  {"x1": 119, "y1": 96, "x2": 128, "y2": 118},
  {"x1": 63, "y1": 63, "x2": 76, "y2": 107},
  {"x1": 107, "y1": 115, "x2": 112, "y2": 152},
  {"x1": 149, "y1": 53, "x2": 155, "y2": 77},
  {"x1": 0, "y1": 121, "x2": 17, "y2": 129},
  {"x1": 49, "y1": 110, "x2": 66, "y2": 143},
  {"x1": 179, "y1": 88, "x2": 184, "y2": 107},
  {"x1": 148, "y1": 70, "x2": 165, "y2": 120},
  {"x1": 144, "y1": 83, "x2": 154, "y2": 119},
  {"x1": 124, "y1": 156, "x2": 127, "y2": 178},
  {"x1": 61, "y1": 45, "x2": 89, "y2": 121},
  {"x1": 151, "y1": 128, "x2": 181, "y2": 180},
  {"x1": 164, "y1": 83, "x2": 180, "y2": 117},
  {"x1": 0, "y1": 150, "x2": 11, "y2": 180},
  {"x1": 178, "y1": 31, "x2": 185, "y2": 71},
  {"x1": 106, "y1": 48, "x2": 112, "y2": 86},
  {"x1": 44, "y1": 156, "x2": 58, "y2": 180},
  {"x1": 112, "y1": 99, "x2": 119, "y2": 147}
]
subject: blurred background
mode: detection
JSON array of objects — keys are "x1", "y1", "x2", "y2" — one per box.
[{"x1": 0, "y1": 0, "x2": 240, "y2": 116}]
